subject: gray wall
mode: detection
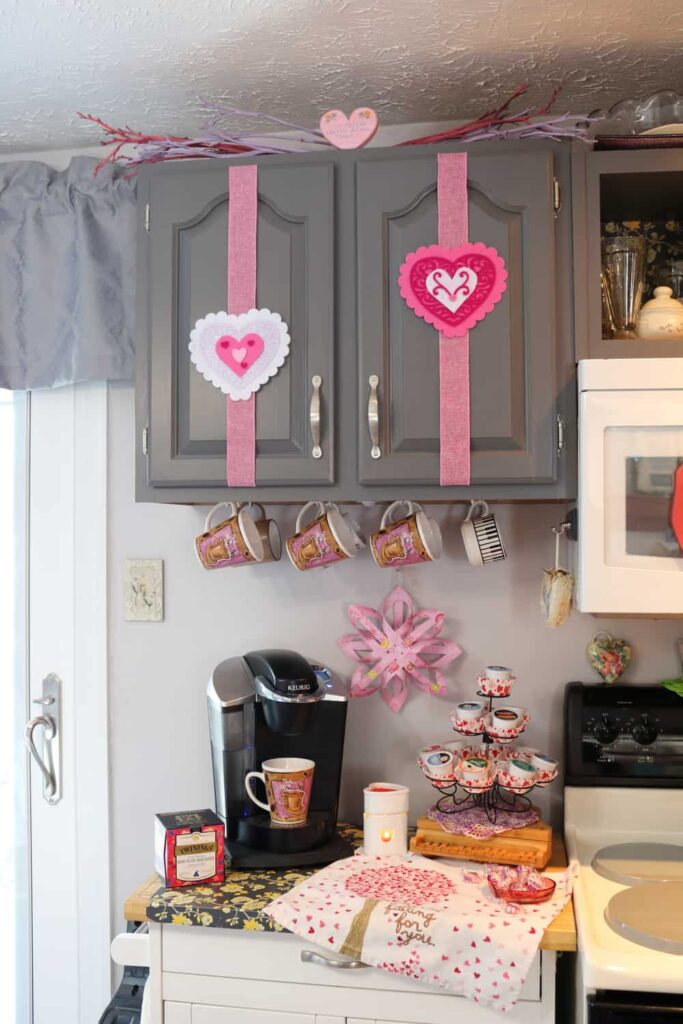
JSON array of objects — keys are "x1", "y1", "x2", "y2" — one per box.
[{"x1": 108, "y1": 381, "x2": 683, "y2": 927}]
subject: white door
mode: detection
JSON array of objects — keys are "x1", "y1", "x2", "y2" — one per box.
[
  {"x1": 1, "y1": 389, "x2": 30, "y2": 1024},
  {"x1": 2, "y1": 384, "x2": 111, "y2": 1024}
]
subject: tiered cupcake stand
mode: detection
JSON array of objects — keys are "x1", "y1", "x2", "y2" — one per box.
[{"x1": 418, "y1": 673, "x2": 558, "y2": 825}]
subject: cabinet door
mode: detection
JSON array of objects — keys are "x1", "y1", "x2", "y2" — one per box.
[
  {"x1": 191, "y1": 1006, "x2": 315, "y2": 1024},
  {"x1": 356, "y1": 147, "x2": 559, "y2": 488},
  {"x1": 574, "y1": 148, "x2": 683, "y2": 360},
  {"x1": 138, "y1": 156, "x2": 335, "y2": 497}
]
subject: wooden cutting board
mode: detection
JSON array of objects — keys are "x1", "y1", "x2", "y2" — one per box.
[{"x1": 410, "y1": 815, "x2": 553, "y2": 868}]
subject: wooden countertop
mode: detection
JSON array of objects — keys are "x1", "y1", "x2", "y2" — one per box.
[{"x1": 125, "y1": 826, "x2": 576, "y2": 953}]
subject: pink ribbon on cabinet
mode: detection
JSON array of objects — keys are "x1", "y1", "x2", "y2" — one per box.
[
  {"x1": 226, "y1": 164, "x2": 257, "y2": 487},
  {"x1": 437, "y1": 152, "x2": 471, "y2": 485}
]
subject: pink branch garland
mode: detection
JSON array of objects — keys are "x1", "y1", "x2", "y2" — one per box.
[{"x1": 77, "y1": 86, "x2": 596, "y2": 174}]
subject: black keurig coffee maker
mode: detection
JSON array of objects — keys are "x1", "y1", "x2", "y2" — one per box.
[{"x1": 207, "y1": 650, "x2": 350, "y2": 867}]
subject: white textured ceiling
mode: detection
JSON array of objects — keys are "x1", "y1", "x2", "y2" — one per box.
[{"x1": 1, "y1": 0, "x2": 682, "y2": 151}]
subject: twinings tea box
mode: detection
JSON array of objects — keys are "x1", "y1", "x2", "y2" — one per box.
[{"x1": 154, "y1": 809, "x2": 225, "y2": 888}]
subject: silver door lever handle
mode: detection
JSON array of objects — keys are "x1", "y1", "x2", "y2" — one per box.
[
  {"x1": 25, "y1": 673, "x2": 62, "y2": 804},
  {"x1": 25, "y1": 716, "x2": 56, "y2": 797}
]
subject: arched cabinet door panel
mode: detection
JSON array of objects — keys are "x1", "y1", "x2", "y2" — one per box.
[
  {"x1": 138, "y1": 156, "x2": 335, "y2": 496},
  {"x1": 355, "y1": 148, "x2": 559, "y2": 488}
]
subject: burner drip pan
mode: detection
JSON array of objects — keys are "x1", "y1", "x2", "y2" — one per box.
[
  {"x1": 605, "y1": 881, "x2": 683, "y2": 954},
  {"x1": 592, "y1": 842, "x2": 683, "y2": 885}
]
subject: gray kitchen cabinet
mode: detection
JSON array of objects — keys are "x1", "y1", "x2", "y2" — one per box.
[
  {"x1": 573, "y1": 148, "x2": 683, "y2": 360},
  {"x1": 136, "y1": 156, "x2": 335, "y2": 500},
  {"x1": 137, "y1": 142, "x2": 576, "y2": 503},
  {"x1": 354, "y1": 145, "x2": 573, "y2": 490}
]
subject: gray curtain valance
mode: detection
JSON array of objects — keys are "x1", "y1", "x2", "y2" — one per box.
[{"x1": 0, "y1": 157, "x2": 136, "y2": 390}]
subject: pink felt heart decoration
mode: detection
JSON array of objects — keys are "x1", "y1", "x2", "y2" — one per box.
[
  {"x1": 319, "y1": 107, "x2": 378, "y2": 149},
  {"x1": 398, "y1": 243, "x2": 507, "y2": 338},
  {"x1": 215, "y1": 332, "x2": 265, "y2": 377}
]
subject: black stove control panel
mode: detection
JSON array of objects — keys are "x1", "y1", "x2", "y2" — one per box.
[{"x1": 564, "y1": 682, "x2": 683, "y2": 787}]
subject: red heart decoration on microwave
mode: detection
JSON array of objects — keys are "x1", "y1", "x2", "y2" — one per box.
[{"x1": 398, "y1": 243, "x2": 507, "y2": 338}]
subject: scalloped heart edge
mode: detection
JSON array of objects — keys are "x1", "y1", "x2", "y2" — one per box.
[
  {"x1": 189, "y1": 308, "x2": 290, "y2": 401},
  {"x1": 398, "y1": 242, "x2": 508, "y2": 339}
]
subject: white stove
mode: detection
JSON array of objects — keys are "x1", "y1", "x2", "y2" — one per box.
[
  {"x1": 566, "y1": 788, "x2": 683, "y2": 993},
  {"x1": 563, "y1": 683, "x2": 683, "y2": 1024}
]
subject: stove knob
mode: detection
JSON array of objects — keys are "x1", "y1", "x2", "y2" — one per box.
[
  {"x1": 632, "y1": 713, "x2": 658, "y2": 746},
  {"x1": 593, "y1": 713, "x2": 619, "y2": 745}
]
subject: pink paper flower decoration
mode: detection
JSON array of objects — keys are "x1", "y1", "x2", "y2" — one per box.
[{"x1": 339, "y1": 586, "x2": 462, "y2": 712}]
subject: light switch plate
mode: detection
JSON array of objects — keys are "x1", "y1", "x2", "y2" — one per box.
[{"x1": 124, "y1": 559, "x2": 164, "y2": 621}]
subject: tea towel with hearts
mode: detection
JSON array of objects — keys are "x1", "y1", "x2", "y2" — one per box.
[{"x1": 265, "y1": 851, "x2": 573, "y2": 1013}]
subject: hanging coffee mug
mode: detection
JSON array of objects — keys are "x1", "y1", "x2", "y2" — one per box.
[
  {"x1": 287, "y1": 501, "x2": 365, "y2": 571},
  {"x1": 460, "y1": 500, "x2": 507, "y2": 566},
  {"x1": 245, "y1": 503, "x2": 282, "y2": 563},
  {"x1": 195, "y1": 502, "x2": 264, "y2": 570},
  {"x1": 370, "y1": 500, "x2": 442, "y2": 568}
]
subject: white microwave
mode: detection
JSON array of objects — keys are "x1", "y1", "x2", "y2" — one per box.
[{"x1": 578, "y1": 359, "x2": 683, "y2": 615}]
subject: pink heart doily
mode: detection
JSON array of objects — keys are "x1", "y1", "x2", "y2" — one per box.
[{"x1": 398, "y1": 243, "x2": 507, "y2": 338}]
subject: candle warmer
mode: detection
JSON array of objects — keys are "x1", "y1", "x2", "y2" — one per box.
[{"x1": 363, "y1": 783, "x2": 409, "y2": 857}]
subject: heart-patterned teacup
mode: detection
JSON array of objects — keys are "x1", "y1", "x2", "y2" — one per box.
[
  {"x1": 398, "y1": 243, "x2": 508, "y2": 338},
  {"x1": 319, "y1": 107, "x2": 378, "y2": 149},
  {"x1": 587, "y1": 632, "x2": 632, "y2": 684}
]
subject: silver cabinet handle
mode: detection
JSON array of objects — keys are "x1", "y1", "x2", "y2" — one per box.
[
  {"x1": 25, "y1": 673, "x2": 62, "y2": 804},
  {"x1": 301, "y1": 949, "x2": 369, "y2": 970},
  {"x1": 310, "y1": 375, "x2": 322, "y2": 459},
  {"x1": 368, "y1": 374, "x2": 381, "y2": 460}
]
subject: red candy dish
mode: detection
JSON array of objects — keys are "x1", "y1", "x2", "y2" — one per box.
[{"x1": 489, "y1": 874, "x2": 556, "y2": 904}]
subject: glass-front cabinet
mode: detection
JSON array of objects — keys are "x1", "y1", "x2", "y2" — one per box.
[{"x1": 578, "y1": 358, "x2": 683, "y2": 614}]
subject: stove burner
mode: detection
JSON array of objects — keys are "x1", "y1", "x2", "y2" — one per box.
[
  {"x1": 605, "y1": 881, "x2": 683, "y2": 955},
  {"x1": 592, "y1": 843, "x2": 683, "y2": 885}
]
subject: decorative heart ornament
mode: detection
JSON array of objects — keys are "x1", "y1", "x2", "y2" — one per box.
[
  {"x1": 215, "y1": 333, "x2": 265, "y2": 376},
  {"x1": 587, "y1": 632, "x2": 632, "y2": 684},
  {"x1": 319, "y1": 107, "x2": 378, "y2": 149},
  {"x1": 189, "y1": 308, "x2": 289, "y2": 400},
  {"x1": 398, "y1": 243, "x2": 508, "y2": 338}
]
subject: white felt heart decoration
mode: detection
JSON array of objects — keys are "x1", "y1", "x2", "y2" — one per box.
[{"x1": 189, "y1": 308, "x2": 290, "y2": 401}]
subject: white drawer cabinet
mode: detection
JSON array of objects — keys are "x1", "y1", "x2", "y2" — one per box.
[
  {"x1": 191, "y1": 1008, "x2": 317, "y2": 1023},
  {"x1": 145, "y1": 923, "x2": 556, "y2": 1024},
  {"x1": 165, "y1": 1007, "x2": 338, "y2": 1024}
]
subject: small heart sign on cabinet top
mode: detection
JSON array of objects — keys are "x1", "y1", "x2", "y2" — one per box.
[
  {"x1": 587, "y1": 632, "x2": 632, "y2": 684},
  {"x1": 320, "y1": 107, "x2": 378, "y2": 149}
]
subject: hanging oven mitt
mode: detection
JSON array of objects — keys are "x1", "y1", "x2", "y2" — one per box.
[{"x1": 540, "y1": 523, "x2": 574, "y2": 628}]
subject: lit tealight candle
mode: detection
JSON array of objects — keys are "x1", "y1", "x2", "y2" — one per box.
[{"x1": 363, "y1": 783, "x2": 409, "y2": 857}]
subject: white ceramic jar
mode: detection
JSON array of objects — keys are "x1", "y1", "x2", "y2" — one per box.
[{"x1": 636, "y1": 287, "x2": 683, "y2": 340}]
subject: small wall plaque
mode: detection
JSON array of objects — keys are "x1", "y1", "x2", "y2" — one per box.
[{"x1": 124, "y1": 559, "x2": 164, "y2": 622}]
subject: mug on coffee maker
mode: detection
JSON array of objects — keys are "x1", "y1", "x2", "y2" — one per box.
[{"x1": 245, "y1": 757, "x2": 315, "y2": 826}]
